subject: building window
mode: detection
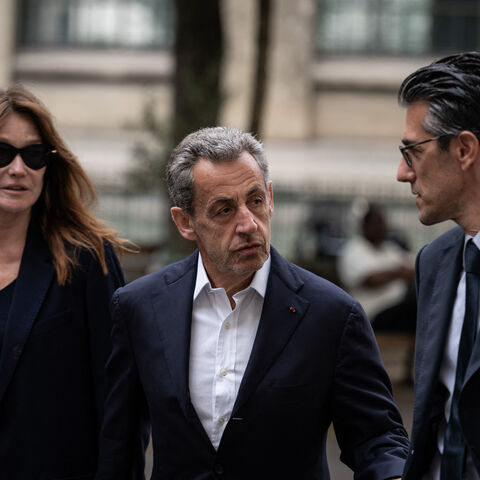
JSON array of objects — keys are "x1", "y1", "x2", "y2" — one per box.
[
  {"x1": 19, "y1": 0, "x2": 173, "y2": 49},
  {"x1": 316, "y1": 0, "x2": 479, "y2": 56}
]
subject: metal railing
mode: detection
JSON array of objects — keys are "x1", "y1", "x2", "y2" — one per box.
[{"x1": 96, "y1": 184, "x2": 452, "y2": 265}]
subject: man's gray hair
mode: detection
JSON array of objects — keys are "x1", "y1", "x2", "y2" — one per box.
[{"x1": 166, "y1": 126, "x2": 269, "y2": 215}]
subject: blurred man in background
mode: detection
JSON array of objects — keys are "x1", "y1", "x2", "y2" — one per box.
[{"x1": 338, "y1": 204, "x2": 416, "y2": 334}]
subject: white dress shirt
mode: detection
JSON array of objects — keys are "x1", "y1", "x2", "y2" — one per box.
[
  {"x1": 424, "y1": 233, "x2": 480, "y2": 480},
  {"x1": 189, "y1": 253, "x2": 271, "y2": 449}
]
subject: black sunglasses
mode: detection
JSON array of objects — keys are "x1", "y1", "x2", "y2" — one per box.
[{"x1": 0, "y1": 142, "x2": 57, "y2": 170}]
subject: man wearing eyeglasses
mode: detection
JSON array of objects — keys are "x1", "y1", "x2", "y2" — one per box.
[{"x1": 397, "y1": 51, "x2": 480, "y2": 480}]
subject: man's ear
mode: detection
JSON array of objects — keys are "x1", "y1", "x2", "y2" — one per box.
[
  {"x1": 171, "y1": 207, "x2": 197, "y2": 241},
  {"x1": 455, "y1": 130, "x2": 479, "y2": 171}
]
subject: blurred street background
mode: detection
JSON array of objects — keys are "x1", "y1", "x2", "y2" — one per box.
[{"x1": 3, "y1": 0, "x2": 478, "y2": 476}]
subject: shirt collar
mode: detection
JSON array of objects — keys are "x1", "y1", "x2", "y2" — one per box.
[{"x1": 193, "y1": 251, "x2": 271, "y2": 300}]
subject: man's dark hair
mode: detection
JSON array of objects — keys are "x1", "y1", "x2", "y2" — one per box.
[{"x1": 398, "y1": 51, "x2": 480, "y2": 150}]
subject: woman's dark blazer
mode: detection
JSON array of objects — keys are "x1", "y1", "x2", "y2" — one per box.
[{"x1": 0, "y1": 222, "x2": 124, "y2": 480}]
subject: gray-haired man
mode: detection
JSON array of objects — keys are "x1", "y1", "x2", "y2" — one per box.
[{"x1": 97, "y1": 126, "x2": 408, "y2": 479}]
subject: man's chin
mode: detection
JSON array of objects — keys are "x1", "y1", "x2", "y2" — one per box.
[
  {"x1": 418, "y1": 210, "x2": 442, "y2": 226},
  {"x1": 231, "y1": 253, "x2": 267, "y2": 274}
]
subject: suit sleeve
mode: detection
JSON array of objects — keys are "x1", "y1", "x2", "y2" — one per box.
[
  {"x1": 95, "y1": 289, "x2": 151, "y2": 480},
  {"x1": 332, "y1": 300, "x2": 409, "y2": 479}
]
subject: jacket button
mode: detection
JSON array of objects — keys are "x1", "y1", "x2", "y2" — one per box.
[{"x1": 214, "y1": 463, "x2": 224, "y2": 475}]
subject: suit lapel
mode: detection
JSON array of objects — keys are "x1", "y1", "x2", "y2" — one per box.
[
  {"x1": 413, "y1": 231, "x2": 463, "y2": 427},
  {"x1": 0, "y1": 223, "x2": 54, "y2": 402},
  {"x1": 232, "y1": 248, "x2": 309, "y2": 414},
  {"x1": 415, "y1": 229, "x2": 480, "y2": 390},
  {"x1": 150, "y1": 252, "x2": 206, "y2": 428}
]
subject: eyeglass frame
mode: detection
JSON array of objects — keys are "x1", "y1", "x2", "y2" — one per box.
[
  {"x1": 0, "y1": 142, "x2": 57, "y2": 170},
  {"x1": 399, "y1": 134, "x2": 450, "y2": 168}
]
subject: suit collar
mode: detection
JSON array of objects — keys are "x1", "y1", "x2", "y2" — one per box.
[
  {"x1": 415, "y1": 228, "x2": 480, "y2": 388},
  {"x1": 0, "y1": 221, "x2": 54, "y2": 402},
  {"x1": 424, "y1": 230, "x2": 463, "y2": 356},
  {"x1": 268, "y1": 246, "x2": 304, "y2": 292},
  {"x1": 151, "y1": 251, "x2": 202, "y2": 427},
  {"x1": 232, "y1": 247, "x2": 308, "y2": 414},
  {"x1": 411, "y1": 229, "x2": 463, "y2": 444}
]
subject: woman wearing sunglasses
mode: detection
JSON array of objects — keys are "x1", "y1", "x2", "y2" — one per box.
[{"x1": 0, "y1": 85, "x2": 128, "y2": 479}]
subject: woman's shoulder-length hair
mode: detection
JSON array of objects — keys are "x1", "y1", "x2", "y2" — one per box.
[{"x1": 0, "y1": 84, "x2": 132, "y2": 284}]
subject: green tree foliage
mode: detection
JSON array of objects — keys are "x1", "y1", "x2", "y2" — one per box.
[
  {"x1": 127, "y1": 101, "x2": 169, "y2": 191},
  {"x1": 128, "y1": 0, "x2": 224, "y2": 191}
]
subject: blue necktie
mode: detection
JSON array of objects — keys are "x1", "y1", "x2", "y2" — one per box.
[{"x1": 441, "y1": 239, "x2": 480, "y2": 479}]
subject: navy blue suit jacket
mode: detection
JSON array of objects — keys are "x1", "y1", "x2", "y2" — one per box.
[
  {"x1": 0, "y1": 222, "x2": 124, "y2": 479},
  {"x1": 97, "y1": 247, "x2": 408, "y2": 480},
  {"x1": 403, "y1": 226, "x2": 480, "y2": 479}
]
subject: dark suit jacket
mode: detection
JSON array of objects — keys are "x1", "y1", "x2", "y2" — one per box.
[
  {"x1": 0, "y1": 222, "x2": 124, "y2": 480},
  {"x1": 403, "y1": 226, "x2": 480, "y2": 479},
  {"x1": 97, "y1": 247, "x2": 408, "y2": 480}
]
